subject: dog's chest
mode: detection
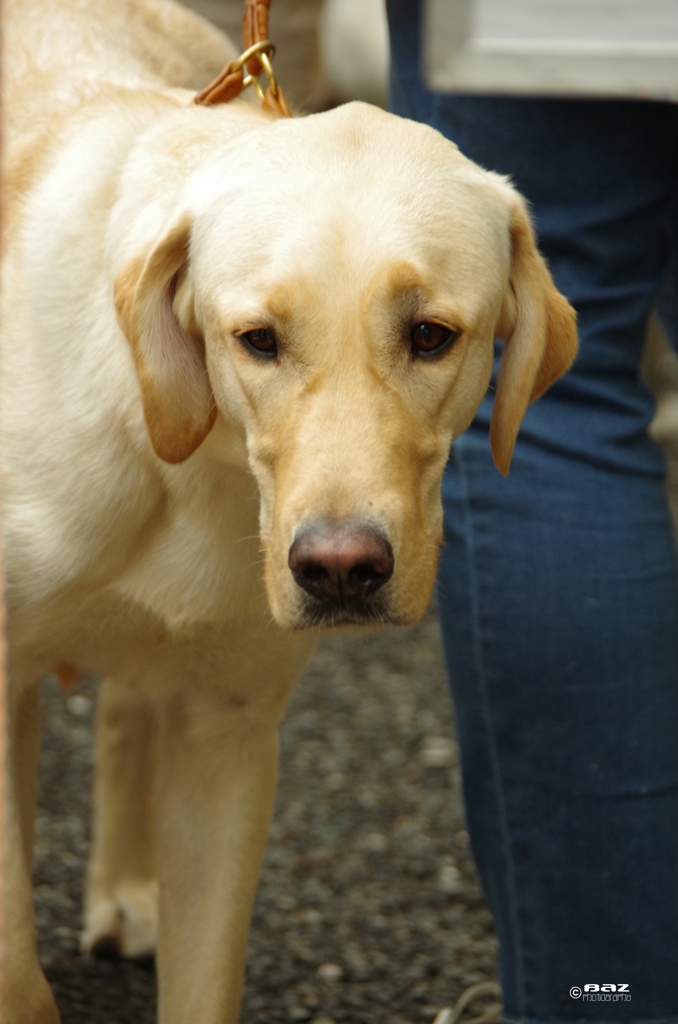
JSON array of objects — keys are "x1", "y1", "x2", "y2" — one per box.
[
  {"x1": 6, "y1": 454, "x2": 267, "y2": 683},
  {"x1": 111, "y1": 472, "x2": 268, "y2": 636}
]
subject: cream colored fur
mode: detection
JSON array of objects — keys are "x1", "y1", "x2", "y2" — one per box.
[{"x1": 0, "y1": 0, "x2": 577, "y2": 1020}]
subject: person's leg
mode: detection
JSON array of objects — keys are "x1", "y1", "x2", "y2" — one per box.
[{"x1": 387, "y1": 3, "x2": 678, "y2": 1021}]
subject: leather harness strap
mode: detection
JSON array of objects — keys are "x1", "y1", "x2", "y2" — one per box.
[
  {"x1": 193, "y1": 0, "x2": 291, "y2": 117},
  {"x1": 242, "y1": 0, "x2": 271, "y2": 74}
]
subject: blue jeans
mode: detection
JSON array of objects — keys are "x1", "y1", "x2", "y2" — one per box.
[{"x1": 387, "y1": 3, "x2": 678, "y2": 1022}]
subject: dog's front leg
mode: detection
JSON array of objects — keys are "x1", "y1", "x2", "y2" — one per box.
[
  {"x1": 83, "y1": 679, "x2": 158, "y2": 960},
  {"x1": 4, "y1": 682, "x2": 61, "y2": 1024},
  {"x1": 153, "y1": 676, "x2": 296, "y2": 1024}
]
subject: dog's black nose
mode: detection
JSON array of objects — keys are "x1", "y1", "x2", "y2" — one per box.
[{"x1": 288, "y1": 524, "x2": 394, "y2": 602}]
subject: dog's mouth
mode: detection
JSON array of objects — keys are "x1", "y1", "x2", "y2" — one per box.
[{"x1": 293, "y1": 591, "x2": 397, "y2": 630}]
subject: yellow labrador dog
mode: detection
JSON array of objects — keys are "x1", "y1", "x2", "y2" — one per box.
[{"x1": 1, "y1": 0, "x2": 577, "y2": 1020}]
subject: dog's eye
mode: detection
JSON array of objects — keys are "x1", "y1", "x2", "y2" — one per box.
[
  {"x1": 239, "y1": 328, "x2": 278, "y2": 360},
  {"x1": 411, "y1": 322, "x2": 460, "y2": 358}
]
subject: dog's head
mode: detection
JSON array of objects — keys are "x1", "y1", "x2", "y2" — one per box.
[{"x1": 114, "y1": 102, "x2": 576, "y2": 629}]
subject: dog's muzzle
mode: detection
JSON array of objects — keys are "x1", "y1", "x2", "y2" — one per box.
[{"x1": 288, "y1": 520, "x2": 393, "y2": 621}]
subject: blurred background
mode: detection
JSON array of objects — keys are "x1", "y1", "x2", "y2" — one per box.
[{"x1": 189, "y1": 0, "x2": 390, "y2": 110}]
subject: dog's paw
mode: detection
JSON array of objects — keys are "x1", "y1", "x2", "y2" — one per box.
[{"x1": 81, "y1": 880, "x2": 158, "y2": 960}]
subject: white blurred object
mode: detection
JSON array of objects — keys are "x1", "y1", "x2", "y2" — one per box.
[
  {"x1": 420, "y1": 735, "x2": 456, "y2": 768},
  {"x1": 438, "y1": 863, "x2": 464, "y2": 894},
  {"x1": 425, "y1": 0, "x2": 678, "y2": 99},
  {"x1": 320, "y1": 0, "x2": 389, "y2": 107}
]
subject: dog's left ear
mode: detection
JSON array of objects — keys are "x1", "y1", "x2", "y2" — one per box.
[
  {"x1": 490, "y1": 196, "x2": 578, "y2": 475},
  {"x1": 115, "y1": 213, "x2": 217, "y2": 464}
]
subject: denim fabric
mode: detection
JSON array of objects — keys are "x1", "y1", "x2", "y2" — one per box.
[{"x1": 387, "y1": 2, "x2": 678, "y2": 1022}]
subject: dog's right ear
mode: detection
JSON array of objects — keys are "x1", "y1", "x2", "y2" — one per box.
[{"x1": 115, "y1": 214, "x2": 217, "y2": 464}]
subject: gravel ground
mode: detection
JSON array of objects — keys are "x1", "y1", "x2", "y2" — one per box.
[{"x1": 35, "y1": 605, "x2": 500, "y2": 1024}]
